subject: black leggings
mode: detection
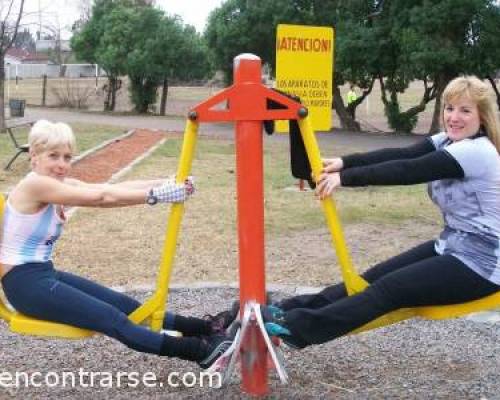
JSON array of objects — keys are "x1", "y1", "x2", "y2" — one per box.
[{"x1": 279, "y1": 240, "x2": 500, "y2": 346}]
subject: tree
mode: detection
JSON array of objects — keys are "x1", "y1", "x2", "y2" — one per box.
[
  {"x1": 206, "y1": 0, "x2": 500, "y2": 134},
  {"x1": 42, "y1": 18, "x2": 73, "y2": 76},
  {"x1": 155, "y1": 23, "x2": 211, "y2": 115},
  {"x1": 71, "y1": 0, "x2": 134, "y2": 111},
  {"x1": 462, "y1": 1, "x2": 500, "y2": 111},
  {"x1": 360, "y1": 0, "x2": 500, "y2": 133},
  {"x1": 118, "y1": 5, "x2": 163, "y2": 113},
  {"x1": 205, "y1": 0, "x2": 333, "y2": 85},
  {"x1": 125, "y1": 8, "x2": 210, "y2": 114},
  {"x1": 0, "y1": 0, "x2": 25, "y2": 129},
  {"x1": 13, "y1": 28, "x2": 34, "y2": 52},
  {"x1": 72, "y1": 1, "x2": 211, "y2": 114},
  {"x1": 332, "y1": 1, "x2": 385, "y2": 131},
  {"x1": 205, "y1": 0, "x2": 385, "y2": 130}
]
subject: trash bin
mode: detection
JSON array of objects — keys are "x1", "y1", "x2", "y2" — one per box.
[{"x1": 9, "y1": 99, "x2": 26, "y2": 117}]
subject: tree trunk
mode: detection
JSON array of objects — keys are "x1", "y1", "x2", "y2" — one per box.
[
  {"x1": 429, "y1": 93, "x2": 442, "y2": 134},
  {"x1": 0, "y1": 58, "x2": 5, "y2": 130},
  {"x1": 349, "y1": 78, "x2": 375, "y2": 122},
  {"x1": 110, "y1": 78, "x2": 117, "y2": 111},
  {"x1": 429, "y1": 76, "x2": 451, "y2": 134},
  {"x1": 333, "y1": 84, "x2": 360, "y2": 131},
  {"x1": 486, "y1": 75, "x2": 500, "y2": 111},
  {"x1": 401, "y1": 79, "x2": 438, "y2": 123},
  {"x1": 104, "y1": 76, "x2": 113, "y2": 111},
  {"x1": 160, "y1": 77, "x2": 168, "y2": 116},
  {"x1": 59, "y1": 64, "x2": 67, "y2": 78}
]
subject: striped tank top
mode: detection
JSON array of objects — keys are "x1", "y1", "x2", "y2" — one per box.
[{"x1": 0, "y1": 199, "x2": 65, "y2": 266}]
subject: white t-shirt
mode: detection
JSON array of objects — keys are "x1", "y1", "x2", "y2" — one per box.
[{"x1": 429, "y1": 132, "x2": 500, "y2": 284}]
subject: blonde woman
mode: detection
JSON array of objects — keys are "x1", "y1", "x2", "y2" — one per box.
[
  {"x1": 220, "y1": 76, "x2": 500, "y2": 349},
  {"x1": 0, "y1": 120, "x2": 233, "y2": 368}
]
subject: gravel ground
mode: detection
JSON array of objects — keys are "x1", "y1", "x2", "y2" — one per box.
[{"x1": 1, "y1": 287, "x2": 500, "y2": 399}]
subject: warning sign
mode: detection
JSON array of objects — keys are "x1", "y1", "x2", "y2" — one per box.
[{"x1": 276, "y1": 24, "x2": 334, "y2": 132}]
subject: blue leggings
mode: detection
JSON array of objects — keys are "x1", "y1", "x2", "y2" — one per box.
[{"x1": 1, "y1": 262, "x2": 177, "y2": 354}]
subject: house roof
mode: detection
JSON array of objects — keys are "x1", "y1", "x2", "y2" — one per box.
[
  {"x1": 6, "y1": 47, "x2": 31, "y2": 61},
  {"x1": 23, "y1": 53, "x2": 50, "y2": 63},
  {"x1": 6, "y1": 48, "x2": 50, "y2": 64}
]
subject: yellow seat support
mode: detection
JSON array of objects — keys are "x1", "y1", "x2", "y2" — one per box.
[
  {"x1": 297, "y1": 115, "x2": 500, "y2": 334},
  {"x1": 9, "y1": 313, "x2": 94, "y2": 338}
]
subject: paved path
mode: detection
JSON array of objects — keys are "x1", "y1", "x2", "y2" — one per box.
[
  {"x1": 26, "y1": 107, "x2": 423, "y2": 150},
  {"x1": 26, "y1": 107, "x2": 231, "y2": 136}
]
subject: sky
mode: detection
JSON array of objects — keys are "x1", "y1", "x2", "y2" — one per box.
[{"x1": 21, "y1": 0, "x2": 225, "y2": 39}]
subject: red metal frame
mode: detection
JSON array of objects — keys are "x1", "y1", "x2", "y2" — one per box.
[{"x1": 191, "y1": 55, "x2": 303, "y2": 396}]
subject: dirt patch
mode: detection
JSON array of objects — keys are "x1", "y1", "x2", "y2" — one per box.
[
  {"x1": 69, "y1": 129, "x2": 166, "y2": 182},
  {"x1": 265, "y1": 222, "x2": 440, "y2": 287}
]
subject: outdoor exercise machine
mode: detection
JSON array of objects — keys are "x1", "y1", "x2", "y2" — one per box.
[
  {"x1": 173, "y1": 53, "x2": 500, "y2": 395},
  {"x1": 1, "y1": 53, "x2": 500, "y2": 397}
]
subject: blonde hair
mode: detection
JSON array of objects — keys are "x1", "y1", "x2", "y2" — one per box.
[
  {"x1": 28, "y1": 120, "x2": 77, "y2": 155},
  {"x1": 441, "y1": 76, "x2": 500, "y2": 153}
]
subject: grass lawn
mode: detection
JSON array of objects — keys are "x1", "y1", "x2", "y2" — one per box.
[{"x1": 0, "y1": 123, "x2": 127, "y2": 192}]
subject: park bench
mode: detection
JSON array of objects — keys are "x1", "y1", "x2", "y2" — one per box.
[{"x1": 2, "y1": 118, "x2": 34, "y2": 170}]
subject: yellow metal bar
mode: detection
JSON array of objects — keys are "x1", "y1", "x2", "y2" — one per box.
[
  {"x1": 0, "y1": 194, "x2": 14, "y2": 322},
  {"x1": 129, "y1": 119, "x2": 199, "y2": 330},
  {"x1": 0, "y1": 301, "x2": 13, "y2": 322},
  {"x1": 297, "y1": 116, "x2": 368, "y2": 294}
]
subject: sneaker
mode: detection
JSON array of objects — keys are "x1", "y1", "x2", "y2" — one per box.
[
  {"x1": 264, "y1": 322, "x2": 291, "y2": 336},
  {"x1": 206, "y1": 295, "x2": 283, "y2": 336},
  {"x1": 260, "y1": 305, "x2": 307, "y2": 350},
  {"x1": 204, "y1": 301, "x2": 240, "y2": 335},
  {"x1": 261, "y1": 304, "x2": 286, "y2": 325},
  {"x1": 204, "y1": 293, "x2": 276, "y2": 335},
  {"x1": 197, "y1": 335, "x2": 235, "y2": 369}
]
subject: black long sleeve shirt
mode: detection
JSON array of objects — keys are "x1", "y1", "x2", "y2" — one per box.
[{"x1": 339, "y1": 139, "x2": 465, "y2": 187}]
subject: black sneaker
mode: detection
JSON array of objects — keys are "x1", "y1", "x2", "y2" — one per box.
[
  {"x1": 205, "y1": 294, "x2": 275, "y2": 334},
  {"x1": 197, "y1": 335, "x2": 235, "y2": 369},
  {"x1": 204, "y1": 301, "x2": 240, "y2": 334}
]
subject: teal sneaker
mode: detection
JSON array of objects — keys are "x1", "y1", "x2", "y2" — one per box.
[
  {"x1": 261, "y1": 305, "x2": 308, "y2": 350},
  {"x1": 264, "y1": 322, "x2": 291, "y2": 336}
]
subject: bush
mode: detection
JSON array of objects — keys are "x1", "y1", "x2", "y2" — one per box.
[{"x1": 51, "y1": 81, "x2": 95, "y2": 109}]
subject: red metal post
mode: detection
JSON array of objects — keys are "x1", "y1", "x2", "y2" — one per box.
[
  {"x1": 192, "y1": 53, "x2": 303, "y2": 396},
  {"x1": 234, "y1": 54, "x2": 268, "y2": 395}
]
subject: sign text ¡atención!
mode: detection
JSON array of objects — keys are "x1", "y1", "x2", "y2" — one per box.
[{"x1": 276, "y1": 37, "x2": 332, "y2": 53}]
